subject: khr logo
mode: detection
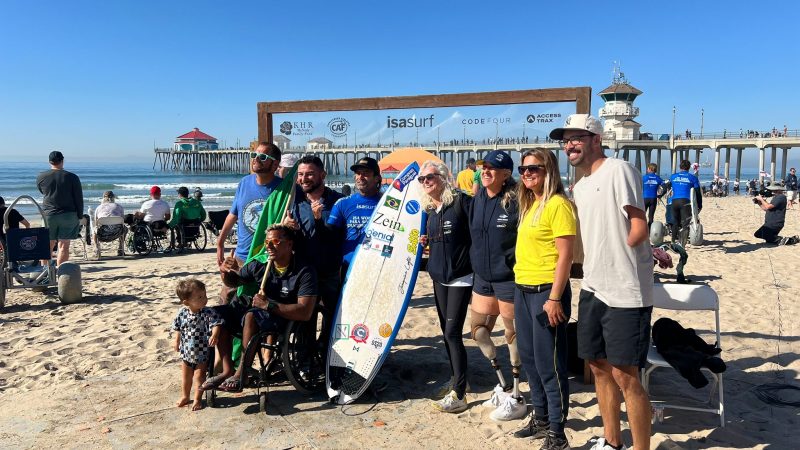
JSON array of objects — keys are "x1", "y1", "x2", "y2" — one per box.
[{"x1": 280, "y1": 121, "x2": 293, "y2": 135}]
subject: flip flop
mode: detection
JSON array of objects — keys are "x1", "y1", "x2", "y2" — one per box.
[
  {"x1": 199, "y1": 374, "x2": 226, "y2": 392},
  {"x1": 217, "y1": 376, "x2": 243, "y2": 393}
]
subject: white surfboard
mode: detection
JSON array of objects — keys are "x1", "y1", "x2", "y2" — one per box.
[
  {"x1": 326, "y1": 162, "x2": 425, "y2": 404},
  {"x1": 689, "y1": 187, "x2": 703, "y2": 245}
]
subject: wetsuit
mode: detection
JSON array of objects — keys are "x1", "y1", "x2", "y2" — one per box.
[{"x1": 642, "y1": 172, "x2": 665, "y2": 229}]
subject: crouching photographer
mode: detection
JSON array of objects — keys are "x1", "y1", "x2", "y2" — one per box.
[{"x1": 753, "y1": 184, "x2": 798, "y2": 245}]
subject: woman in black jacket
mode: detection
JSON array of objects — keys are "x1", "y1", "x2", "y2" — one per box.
[{"x1": 418, "y1": 160, "x2": 473, "y2": 414}]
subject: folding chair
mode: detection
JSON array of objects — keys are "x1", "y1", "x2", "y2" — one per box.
[{"x1": 641, "y1": 283, "x2": 724, "y2": 427}]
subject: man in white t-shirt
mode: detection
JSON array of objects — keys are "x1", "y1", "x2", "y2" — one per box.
[
  {"x1": 551, "y1": 114, "x2": 653, "y2": 450},
  {"x1": 136, "y1": 186, "x2": 171, "y2": 230}
]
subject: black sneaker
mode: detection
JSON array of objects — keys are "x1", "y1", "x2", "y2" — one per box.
[
  {"x1": 540, "y1": 431, "x2": 570, "y2": 450},
  {"x1": 513, "y1": 412, "x2": 548, "y2": 439}
]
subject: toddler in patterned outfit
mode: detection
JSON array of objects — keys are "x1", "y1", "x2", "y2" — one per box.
[{"x1": 172, "y1": 278, "x2": 223, "y2": 410}]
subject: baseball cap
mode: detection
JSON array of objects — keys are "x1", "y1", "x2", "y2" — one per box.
[
  {"x1": 48, "y1": 150, "x2": 64, "y2": 163},
  {"x1": 279, "y1": 153, "x2": 300, "y2": 168},
  {"x1": 150, "y1": 186, "x2": 161, "y2": 195},
  {"x1": 177, "y1": 186, "x2": 189, "y2": 197},
  {"x1": 350, "y1": 157, "x2": 381, "y2": 176},
  {"x1": 549, "y1": 114, "x2": 604, "y2": 140},
  {"x1": 483, "y1": 150, "x2": 513, "y2": 171}
]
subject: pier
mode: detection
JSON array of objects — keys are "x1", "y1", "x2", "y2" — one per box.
[{"x1": 153, "y1": 134, "x2": 800, "y2": 183}]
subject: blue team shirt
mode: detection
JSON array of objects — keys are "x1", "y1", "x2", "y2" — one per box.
[
  {"x1": 642, "y1": 173, "x2": 665, "y2": 199},
  {"x1": 669, "y1": 171, "x2": 700, "y2": 200},
  {"x1": 326, "y1": 192, "x2": 381, "y2": 265},
  {"x1": 230, "y1": 174, "x2": 282, "y2": 261}
]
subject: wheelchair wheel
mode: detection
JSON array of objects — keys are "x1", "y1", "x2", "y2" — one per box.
[
  {"x1": 130, "y1": 224, "x2": 153, "y2": 256},
  {"x1": 193, "y1": 224, "x2": 208, "y2": 251},
  {"x1": 281, "y1": 312, "x2": 326, "y2": 394},
  {"x1": 259, "y1": 391, "x2": 268, "y2": 413}
]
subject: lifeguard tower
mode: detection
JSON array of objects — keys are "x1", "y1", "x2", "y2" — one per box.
[{"x1": 598, "y1": 66, "x2": 642, "y2": 140}]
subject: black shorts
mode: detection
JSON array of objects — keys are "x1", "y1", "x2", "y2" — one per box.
[
  {"x1": 577, "y1": 289, "x2": 652, "y2": 368},
  {"x1": 213, "y1": 303, "x2": 246, "y2": 336},
  {"x1": 247, "y1": 308, "x2": 287, "y2": 333},
  {"x1": 473, "y1": 273, "x2": 515, "y2": 302}
]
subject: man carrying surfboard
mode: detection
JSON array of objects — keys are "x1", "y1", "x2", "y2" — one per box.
[
  {"x1": 327, "y1": 157, "x2": 383, "y2": 276},
  {"x1": 668, "y1": 160, "x2": 701, "y2": 244}
]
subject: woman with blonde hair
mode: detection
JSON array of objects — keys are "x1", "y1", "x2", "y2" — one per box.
[
  {"x1": 417, "y1": 160, "x2": 474, "y2": 413},
  {"x1": 467, "y1": 150, "x2": 525, "y2": 422},
  {"x1": 512, "y1": 149, "x2": 575, "y2": 450}
]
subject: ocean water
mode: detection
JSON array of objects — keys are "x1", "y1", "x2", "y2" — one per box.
[{"x1": 0, "y1": 159, "x2": 766, "y2": 221}]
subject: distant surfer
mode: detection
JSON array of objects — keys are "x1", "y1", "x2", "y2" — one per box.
[
  {"x1": 467, "y1": 150, "x2": 526, "y2": 421},
  {"x1": 512, "y1": 149, "x2": 575, "y2": 449},
  {"x1": 642, "y1": 163, "x2": 665, "y2": 230},
  {"x1": 327, "y1": 157, "x2": 383, "y2": 277},
  {"x1": 668, "y1": 160, "x2": 701, "y2": 243},
  {"x1": 417, "y1": 161, "x2": 474, "y2": 413}
]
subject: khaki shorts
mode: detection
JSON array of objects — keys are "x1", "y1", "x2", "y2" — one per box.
[
  {"x1": 47, "y1": 212, "x2": 81, "y2": 240},
  {"x1": 787, "y1": 191, "x2": 798, "y2": 202}
]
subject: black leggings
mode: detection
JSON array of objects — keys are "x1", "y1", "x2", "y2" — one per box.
[
  {"x1": 644, "y1": 198, "x2": 658, "y2": 228},
  {"x1": 432, "y1": 281, "x2": 471, "y2": 397},
  {"x1": 670, "y1": 198, "x2": 692, "y2": 241}
]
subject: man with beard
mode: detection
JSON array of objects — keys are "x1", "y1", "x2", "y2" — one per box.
[
  {"x1": 327, "y1": 157, "x2": 382, "y2": 277},
  {"x1": 552, "y1": 114, "x2": 653, "y2": 450},
  {"x1": 284, "y1": 156, "x2": 343, "y2": 338},
  {"x1": 216, "y1": 142, "x2": 282, "y2": 301}
]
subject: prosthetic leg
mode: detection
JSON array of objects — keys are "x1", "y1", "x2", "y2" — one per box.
[
  {"x1": 503, "y1": 317, "x2": 522, "y2": 402},
  {"x1": 471, "y1": 311, "x2": 506, "y2": 389}
]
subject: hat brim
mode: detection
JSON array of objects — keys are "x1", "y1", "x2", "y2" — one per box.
[{"x1": 350, "y1": 164, "x2": 380, "y2": 174}]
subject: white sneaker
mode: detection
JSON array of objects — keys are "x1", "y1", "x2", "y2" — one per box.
[
  {"x1": 589, "y1": 437, "x2": 628, "y2": 450},
  {"x1": 482, "y1": 384, "x2": 510, "y2": 408},
  {"x1": 489, "y1": 395, "x2": 527, "y2": 422},
  {"x1": 432, "y1": 390, "x2": 468, "y2": 413},
  {"x1": 433, "y1": 378, "x2": 471, "y2": 399}
]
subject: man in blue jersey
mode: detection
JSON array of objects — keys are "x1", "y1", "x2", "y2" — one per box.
[
  {"x1": 642, "y1": 163, "x2": 665, "y2": 230},
  {"x1": 668, "y1": 160, "x2": 701, "y2": 243},
  {"x1": 327, "y1": 157, "x2": 382, "y2": 278},
  {"x1": 215, "y1": 142, "x2": 282, "y2": 301}
]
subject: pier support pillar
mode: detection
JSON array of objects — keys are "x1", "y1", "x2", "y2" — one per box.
[
  {"x1": 645, "y1": 149, "x2": 652, "y2": 165},
  {"x1": 657, "y1": 149, "x2": 663, "y2": 174},
  {"x1": 671, "y1": 149, "x2": 678, "y2": 173},
  {"x1": 781, "y1": 147, "x2": 788, "y2": 180},
  {"x1": 694, "y1": 148, "x2": 701, "y2": 166},
  {"x1": 770, "y1": 146, "x2": 777, "y2": 181},
  {"x1": 713, "y1": 148, "x2": 721, "y2": 177},
  {"x1": 634, "y1": 150, "x2": 641, "y2": 170},
  {"x1": 613, "y1": 149, "x2": 620, "y2": 159},
  {"x1": 724, "y1": 147, "x2": 731, "y2": 180},
  {"x1": 759, "y1": 147, "x2": 766, "y2": 183},
  {"x1": 736, "y1": 148, "x2": 743, "y2": 183}
]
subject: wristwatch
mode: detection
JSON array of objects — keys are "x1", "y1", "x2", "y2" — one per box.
[{"x1": 267, "y1": 300, "x2": 278, "y2": 312}]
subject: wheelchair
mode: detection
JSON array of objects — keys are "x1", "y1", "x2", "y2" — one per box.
[
  {"x1": 126, "y1": 217, "x2": 171, "y2": 256},
  {"x1": 91, "y1": 215, "x2": 126, "y2": 259},
  {"x1": 170, "y1": 219, "x2": 208, "y2": 253},
  {"x1": 205, "y1": 305, "x2": 328, "y2": 413},
  {"x1": 204, "y1": 210, "x2": 237, "y2": 246}
]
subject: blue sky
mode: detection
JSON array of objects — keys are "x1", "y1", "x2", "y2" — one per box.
[{"x1": 2, "y1": 0, "x2": 798, "y2": 163}]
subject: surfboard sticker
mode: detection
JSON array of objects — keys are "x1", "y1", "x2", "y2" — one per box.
[{"x1": 326, "y1": 162, "x2": 426, "y2": 404}]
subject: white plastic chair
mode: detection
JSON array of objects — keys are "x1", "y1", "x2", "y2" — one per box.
[
  {"x1": 641, "y1": 283, "x2": 725, "y2": 427},
  {"x1": 92, "y1": 216, "x2": 125, "y2": 258}
]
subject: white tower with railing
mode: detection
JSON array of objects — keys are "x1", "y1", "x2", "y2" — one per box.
[{"x1": 598, "y1": 66, "x2": 642, "y2": 140}]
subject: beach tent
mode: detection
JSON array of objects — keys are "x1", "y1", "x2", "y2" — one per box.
[{"x1": 379, "y1": 148, "x2": 443, "y2": 184}]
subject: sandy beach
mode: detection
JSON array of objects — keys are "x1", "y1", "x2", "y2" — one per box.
[{"x1": 0, "y1": 194, "x2": 797, "y2": 449}]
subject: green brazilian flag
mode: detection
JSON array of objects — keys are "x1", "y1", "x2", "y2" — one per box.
[{"x1": 235, "y1": 163, "x2": 299, "y2": 298}]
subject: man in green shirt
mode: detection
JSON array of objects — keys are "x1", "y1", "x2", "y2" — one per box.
[{"x1": 168, "y1": 186, "x2": 207, "y2": 228}]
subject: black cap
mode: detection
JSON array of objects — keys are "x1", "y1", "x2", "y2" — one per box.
[
  {"x1": 350, "y1": 157, "x2": 381, "y2": 176},
  {"x1": 49, "y1": 151, "x2": 64, "y2": 163},
  {"x1": 177, "y1": 186, "x2": 189, "y2": 197},
  {"x1": 483, "y1": 150, "x2": 513, "y2": 171}
]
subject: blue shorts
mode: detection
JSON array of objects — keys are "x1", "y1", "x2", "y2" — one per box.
[
  {"x1": 472, "y1": 273, "x2": 515, "y2": 302},
  {"x1": 245, "y1": 308, "x2": 287, "y2": 333}
]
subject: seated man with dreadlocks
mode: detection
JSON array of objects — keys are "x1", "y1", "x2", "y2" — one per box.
[{"x1": 205, "y1": 224, "x2": 318, "y2": 393}]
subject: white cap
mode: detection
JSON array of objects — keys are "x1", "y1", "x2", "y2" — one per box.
[
  {"x1": 549, "y1": 114, "x2": 604, "y2": 140},
  {"x1": 279, "y1": 153, "x2": 300, "y2": 168}
]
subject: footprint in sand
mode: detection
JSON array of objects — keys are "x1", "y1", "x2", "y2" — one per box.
[{"x1": 44, "y1": 363, "x2": 58, "y2": 372}]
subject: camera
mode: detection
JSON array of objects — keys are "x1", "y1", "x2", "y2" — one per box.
[{"x1": 752, "y1": 197, "x2": 760, "y2": 204}]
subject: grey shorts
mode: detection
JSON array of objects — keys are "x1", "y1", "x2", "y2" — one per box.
[
  {"x1": 47, "y1": 212, "x2": 81, "y2": 240},
  {"x1": 577, "y1": 289, "x2": 652, "y2": 368}
]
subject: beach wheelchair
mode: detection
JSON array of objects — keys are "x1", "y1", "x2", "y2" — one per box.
[
  {"x1": 170, "y1": 219, "x2": 208, "y2": 253},
  {"x1": 1, "y1": 195, "x2": 81, "y2": 309},
  {"x1": 205, "y1": 304, "x2": 328, "y2": 413}
]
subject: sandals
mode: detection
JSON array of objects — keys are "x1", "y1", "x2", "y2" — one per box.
[
  {"x1": 217, "y1": 376, "x2": 243, "y2": 393},
  {"x1": 199, "y1": 374, "x2": 226, "y2": 392}
]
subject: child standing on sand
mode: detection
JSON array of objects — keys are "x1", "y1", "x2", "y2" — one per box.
[{"x1": 172, "y1": 278, "x2": 223, "y2": 410}]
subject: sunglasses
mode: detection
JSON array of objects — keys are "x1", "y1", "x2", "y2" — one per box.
[
  {"x1": 517, "y1": 164, "x2": 544, "y2": 175},
  {"x1": 417, "y1": 173, "x2": 442, "y2": 183},
  {"x1": 265, "y1": 238, "x2": 284, "y2": 247},
  {"x1": 250, "y1": 152, "x2": 277, "y2": 162}
]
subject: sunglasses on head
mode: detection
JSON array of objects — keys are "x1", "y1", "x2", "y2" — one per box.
[
  {"x1": 250, "y1": 152, "x2": 276, "y2": 162},
  {"x1": 517, "y1": 164, "x2": 544, "y2": 175},
  {"x1": 417, "y1": 173, "x2": 442, "y2": 183}
]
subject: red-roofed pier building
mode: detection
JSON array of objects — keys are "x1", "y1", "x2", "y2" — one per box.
[{"x1": 173, "y1": 128, "x2": 220, "y2": 151}]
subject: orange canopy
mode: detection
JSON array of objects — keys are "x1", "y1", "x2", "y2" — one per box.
[{"x1": 379, "y1": 148, "x2": 442, "y2": 173}]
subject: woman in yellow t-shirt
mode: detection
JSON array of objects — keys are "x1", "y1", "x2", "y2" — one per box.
[{"x1": 512, "y1": 149, "x2": 575, "y2": 447}]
